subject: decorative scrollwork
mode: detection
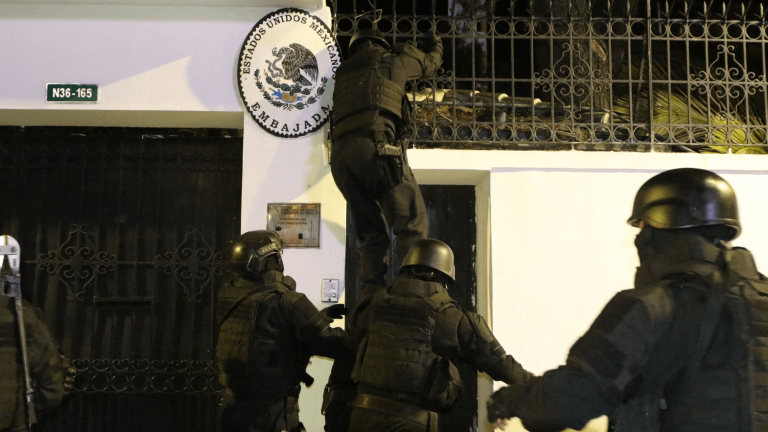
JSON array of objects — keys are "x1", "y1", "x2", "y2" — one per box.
[
  {"x1": 68, "y1": 358, "x2": 222, "y2": 394},
  {"x1": 37, "y1": 225, "x2": 116, "y2": 302},
  {"x1": 154, "y1": 226, "x2": 226, "y2": 302},
  {"x1": 329, "y1": 9, "x2": 768, "y2": 150},
  {"x1": 689, "y1": 43, "x2": 761, "y2": 123}
]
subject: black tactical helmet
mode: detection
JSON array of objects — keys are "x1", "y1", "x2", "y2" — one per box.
[
  {"x1": 627, "y1": 168, "x2": 740, "y2": 240},
  {"x1": 349, "y1": 28, "x2": 390, "y2": 50},
  {"x1": 230, "y1": 230, "x2": 284, "y2": 276},
  {"x1": 401, "y1": 239, "x2": 456, "y2": 281}
]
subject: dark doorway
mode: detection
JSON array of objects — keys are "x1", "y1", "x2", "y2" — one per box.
[
  {"x1": 345, "y1": 184, "x2": 479, "y2": 432},
  {"x1": 0, "y1": 126, "x2": 242, "y2": 431}
]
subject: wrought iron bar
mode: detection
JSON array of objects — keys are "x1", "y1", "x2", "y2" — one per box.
[{"x1": 329, "y1": 0, "x2": 768, "y2": 153}]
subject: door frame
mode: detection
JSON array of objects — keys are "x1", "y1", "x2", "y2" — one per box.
[
  {"x1": 343, "y1": 168, "x2": 494, "y2": 432},
  {"x1": 414, "y1": 169, "x2": 494, "y2": 432}
]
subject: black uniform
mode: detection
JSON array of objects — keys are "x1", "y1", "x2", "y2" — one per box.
[
  {"x1": 321, "y1": 333, "x2": 358, "y2": 432},
  {"x1": 331, "y1": 37, "x2": 442, "y2": 289},
  {"x1": 216, "y1": 271, "x2": 345, "y2": 432},
  {"x1": 323, "y1": 285, "x2": 385, "y2": 432},
  {"x1": 0, "y1": 297, "x2": 68, "y2": 431},
  {"x1": 488, "y1": 234, "x2": 768, "y2": 432},
  {"x1": 348, "y1": 275, "x2": 533, "y2": 432}
]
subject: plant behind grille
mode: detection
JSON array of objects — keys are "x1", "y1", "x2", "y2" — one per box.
[{"x1": 328, "y1": 0, "x2": 768, "y2": 153}]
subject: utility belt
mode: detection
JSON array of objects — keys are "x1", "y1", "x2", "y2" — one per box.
[
  {"x1": 352, "y1": 393, "x2": 437, "y2": 432},
  {"x1": 230, "y1": 380, "x2": 305, "y2": 401},
  {"x1": 321, "y1": 382, "x2": 357, "y2": 414},
  {"x1": 333, "y1": 111, "x2": 410, "y2": 189},
  {"x1": 372, "y1": 130, "x2": 410, "y2": 188}
]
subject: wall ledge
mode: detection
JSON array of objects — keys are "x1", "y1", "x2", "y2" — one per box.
[{"x1": 0, "y1": 109, "x2": 244, "y2": 129}]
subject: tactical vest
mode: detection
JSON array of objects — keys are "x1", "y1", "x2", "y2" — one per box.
[
  {"x1": 738, "y1": 274, "x2": 768, "y2": 432},
  {"x1": 216, "y1": 274, "x2": 309, "y2": 399},
  {"x1": 654, "y1": 251, "x2": 768, "y2": 432},
  {"x1": 333, "y1": 48, "x2": 405, "y2": 127},
  {"x1": 608, "y1": 246, "x2": 768, "y2": 432},
  {"x1": 650, "y1": 248, "x2": 768, "y2": 432},
  {"x1": 353, "y1": 279, "x2": 462, "y2": 411},
  {"x1": 0, "y1": 298, "x2": 24, "y2": 430}
]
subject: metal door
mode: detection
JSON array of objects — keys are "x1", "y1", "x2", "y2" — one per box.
[
  {"x1": 0, "y1": 126, "x2": 242, "y2": 431},
  {"x1": 345, "y1": 184, "x2": 479, "y2": 432}
]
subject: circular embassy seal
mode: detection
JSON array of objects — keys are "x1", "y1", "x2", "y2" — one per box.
[{"x1": 237, "y1": 8, "x2": 341, "y2": 138}]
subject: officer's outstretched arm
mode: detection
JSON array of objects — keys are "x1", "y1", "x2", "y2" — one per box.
[
  {"x1": 283, "y1": 291, "x2": 346, "y2": 358},
  {"x1": 426, "y1": 34, "x2": 443, "y2": 70},
  {"x1": 487, "y1": 287, "x2": 677, "y2": 431},
  {"x1": 393, "y1": 34, "x2": 443, "y2": 79},
  {"x1": 488, "y1": 367, "x2": 616, "y2": 432},
  {"x1": 458, "y1": 311, "x2": 534, "y2": 385}
]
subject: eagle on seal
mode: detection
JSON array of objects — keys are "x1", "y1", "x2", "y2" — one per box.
[{"x1": 265, "y1": 43, "x2": 319, "y2": 87}]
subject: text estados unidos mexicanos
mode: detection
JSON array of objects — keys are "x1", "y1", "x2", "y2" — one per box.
[{"x1": 241, "y1": 14, "x2": 340, "y2": 78}]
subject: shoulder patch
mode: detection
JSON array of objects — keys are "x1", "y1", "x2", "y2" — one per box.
[
  {"x1": 280, "y1": 275, "x2": 297, "y2": 291},
  {"x1": 592, "y1": 286, "x2": 674, "y2": 335},
  {"x1": 392, "y1": 43, "x2": 425, "y2": 59},
  {"x1": 427, "y1": 290, "x2": 455, "y2": 312},
  {"x1": 281, "y1": 289, "x2": 305, "y2": 306},
  {"x1": 749, "y1": 279, "x2": 768, "y2": 296}
]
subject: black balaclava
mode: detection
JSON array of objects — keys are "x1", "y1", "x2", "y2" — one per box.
[
  {"x1": 261, "y1": 254, "x2": 284, "y2": 273},
  {"x1": 634, "y1": 224, "x2": 734, "y2": 265},
  {"x1": 402, "y1": 265, "x2": 453, "y2": 288},
  {"x1": 634, "y1": 225, "x2": 657, "y2": 265}
]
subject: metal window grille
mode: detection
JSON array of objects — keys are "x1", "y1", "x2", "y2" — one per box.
[{"x1": 329, "y1": 0, "x2": 768, "y2": 154}]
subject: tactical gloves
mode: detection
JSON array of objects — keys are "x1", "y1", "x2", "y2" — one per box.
[
  {"x1": 299, "y1": 303, "x2": 347, "y2": 339},
  {"x1": 487, "y1": 385, "x2": 523, "y2": 424},
  {"x1": 322, "y1": 304, "x2": 347, "y2": 320}
]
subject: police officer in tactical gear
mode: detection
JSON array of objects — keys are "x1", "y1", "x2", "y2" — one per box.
[
  {"x1": 331, "y1": 28, "x2": 443, "y2": 291},
  {"x1": 322, "y1": 291, "x2": 380, "y2": 432},
  {"x1": 348, "y1": 239, "x2": 533, "y2": 432},
  {"x1": 487, "y1": 168, "x2": 768, "y2": 432},
  {"x1": 0, "y1": 236, "x2": 70, "y2": 432},
  {"x1": 0, "y1": 299, "x2": 69, "y2": 431},
  {"x1": 216, "y1": 230, "x2": 346, "y2": 432}
]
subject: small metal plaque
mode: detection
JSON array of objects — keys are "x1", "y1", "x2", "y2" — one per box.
[
  {"x1": 46, "y1": 83, "x2": 98, "y2": 103},
  {"x1": 266, "y1": 203, "x2": 320, "y2": 248}
]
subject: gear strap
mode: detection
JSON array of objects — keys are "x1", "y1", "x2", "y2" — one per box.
[
  {"x1": 611, "y1": 254, "x2": 731, "y2": 432},
  {"x1": 218, "y1": 273, "x2": 294, "y2": 329},
  {"x1": 683, "y1": 277, "x2": 727, "y2": 379},
  {"x1": 353, "y1": 393, "x2": 437, "y2": 431},
  {"x1": 218, "y1": 284, "x2": 280, "y2": 328}
]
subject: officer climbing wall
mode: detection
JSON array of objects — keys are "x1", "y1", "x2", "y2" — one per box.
[
  {"x1": 325, "y1": 28, "x2": 444, "y2": 430},
  {"x1": 215, "y1": 230, "x2": 346, "y2": 432},
  {"x1": 330, "y1": 28, "x2": 443, "y2": 292},
  {"x1": 487, "y1": 168, "x2": 768, "y2": 432},
  {"x1": 348, "y1": 239, "x2": 533, "y2": 432}
]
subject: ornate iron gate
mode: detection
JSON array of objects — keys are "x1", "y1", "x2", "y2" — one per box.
[{"x1": 0, "y1": 126, "x2": 242, "y2": 431}]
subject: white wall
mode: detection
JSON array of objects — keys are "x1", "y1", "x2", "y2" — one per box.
[
  {"x1": 410, "y1": 149, "x2": 768, "y2": 432},
  {"x1": 240, "y1": 113, "x2": 347, "y2": 430},
  {"x1": 0, "y1": 3, "x2": 326, "y2": 128},
  {"x1": 0, "y1": 5, "x2": 271, "y2": 112}
]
